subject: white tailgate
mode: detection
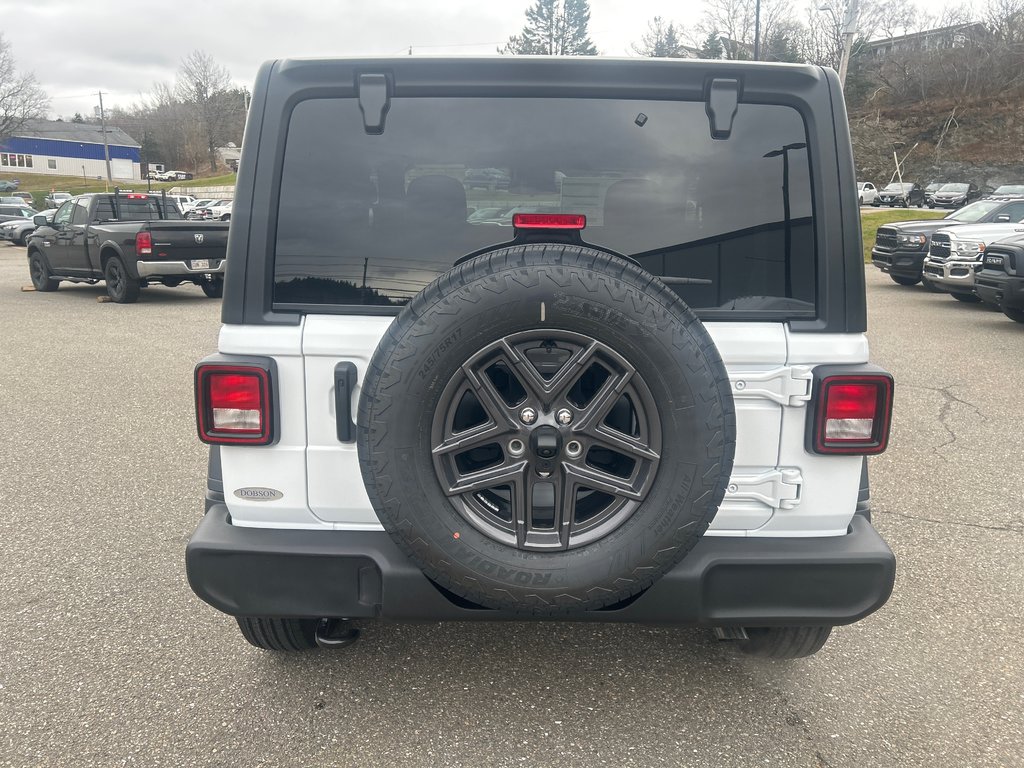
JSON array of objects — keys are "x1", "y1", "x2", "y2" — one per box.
[{"x1": 225, "y1": 316, "x2": 870, "y2": 537}]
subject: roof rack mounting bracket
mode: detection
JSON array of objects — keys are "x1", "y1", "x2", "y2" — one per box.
[
  {"x1": 358, "y1": 73, "x2": 391, "y2": 136},
  {"x1": 705, "y1": 78, "x2": 741, "y2": 141}
]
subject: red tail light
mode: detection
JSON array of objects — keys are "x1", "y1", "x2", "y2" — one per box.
[
  {"x1": 513, "y1": 213, "x2": 586, "y2": 230},
  {"x1": 136, "y1": 231, "x2": 153, "y2": 257},
  {"x1": 195, "y1": 364, "x2": 273, "y2": 445},
  {"x1": 812, "y1": 375, "x2": 893, "y2": 454}
]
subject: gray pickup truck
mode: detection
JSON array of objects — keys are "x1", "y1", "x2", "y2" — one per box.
[{"x1": 26, "y1": 192, "x2": 228, "y2": 303}]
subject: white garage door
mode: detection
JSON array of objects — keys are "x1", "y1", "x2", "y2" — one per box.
[{"x1": 111, "y1": 158, "x2": 134, "y2": 179}]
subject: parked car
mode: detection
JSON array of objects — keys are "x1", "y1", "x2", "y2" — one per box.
[
  {"x1": 0, "y1": 178, "x2": 20, "y2": 192},
  {"x1": 464, "y1": 167, "x2": 511, "y2": 190},
  {"x1": 929, "y1": 182, "x2": 980, "y2": 209},
  {"x1": 164, "y1": 194, "x2": 196, "y2": 212},
  {"x1": 974, "y1": 233, "x2": 1024, "y2": 323},
  {"x1": 12, "y1": 191, "x2": 34, "y2": 205},
  {"x1": 922, "y1": 182, "x2": 944, "y2": 207},
  {"x1": 45, "y1": 191, "x2": 72, "y2": 209},
  {"x1": 857, "y1": 181, "x2": 879, "y2": 205},
  {"x1": 188, "y1": 199, "x2": 231, "y2": 220},
  {"x1": 986, "y1": 184, "x2": 1024, "y2": 198},
  {"x1": 0, "y1": 196, "x2": 25, "y2": 205},
  {"x1": 206, "y1": 200, "x2": 233, "y2": 221},
  {"x1": 0, "y1": 208, "x2": 51, "y2": 245},
  {"x1": 922, "y1": 220, "x2": 1024, "y2": 301},
  {"x1": 26, "y1": 192, "x2": 229, "y2": 303},
  {"x1": 876, "y1": 182, "x2": 924, "y2": 207},
  {"x1": 871, "y1": 197, "x2": 1024, "y2": 286},
  {"x1": 185, "y1": 56, "x2": 896, "y2": 659},
  {"x1": 0, "y1": 204, "x2": 37, "y2": 224}
]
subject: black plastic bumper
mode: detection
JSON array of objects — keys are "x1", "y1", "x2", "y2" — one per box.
[
  {"x1": 186, "y1": 505, "x2": 896, "y2": 627},
  {"x1": 872, "y1": 248, "x2": 927, "y2": 279},
  {"x1": 975, "y1": 272, "x2": 1024, "y2": 309}
]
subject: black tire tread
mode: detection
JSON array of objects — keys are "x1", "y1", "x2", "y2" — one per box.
[
  {"x1": 235, "y1": 617, "x2": 317, "y2": 651},
  {"x1": 28, "y1": 251, "x2": 59, "y2": 292},
  {"x1": 1003, "y1": 306, "x2": 1024, "y2": 323},
  {"x1": 358, "y1": 244, "x2": 736, "y2": 615},
  {"x1": 739, "y1": 626, "x2": 832, "y2": 659}
]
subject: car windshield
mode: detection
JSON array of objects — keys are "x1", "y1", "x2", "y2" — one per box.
[
  {"x1": 939, "y1": 183, "x2": 969, "y2": 192},
  {"x1": 947, "y1": 200, "x2": 1002, "y2": 222},
  {"x1": 925, "y1": 183, "x2": 943, "y2": 192},
  {"x1": 883, "y1": 183, "x2": 912, "y2": 192},
  {"x1": 274, "y1": 96, "x2": 817, "y2": 316},
  {"x1": 994, "y1": 185, "x2": 1024, "y2": 195}
]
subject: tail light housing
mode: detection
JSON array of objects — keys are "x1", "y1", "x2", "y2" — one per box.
[
  {"x1": 136, "y1": 231, "x2": 153, "y2": 257},
  {"x1": 195, "y1": 361, "x2": 275, "y2": 445},
  {"x1": 809, "y1": 371, "x2": 893, "y2": 455}
]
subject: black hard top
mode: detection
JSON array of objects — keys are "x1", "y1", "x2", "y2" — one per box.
[{"x1": 223, "y1": 56, "x2": 864, "y2": 333}]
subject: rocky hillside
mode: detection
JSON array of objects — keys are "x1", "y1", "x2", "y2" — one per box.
[{"x1": 850, "y1": 99, "x2": 1024, "y2": 187}]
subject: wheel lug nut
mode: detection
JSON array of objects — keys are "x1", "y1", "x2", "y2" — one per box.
[
  {"x1": 507, "y1": 438, "x2": 526, "y2": 457},
  {"x1": 556, "y1": 408, "x2": 573, "y2": 425},
  {"x1": 519, "y1": 407, "x2": 538, "y2": 425},
  {"x1": 566, "y1": 440, "x2": 583, "y2": 458}
]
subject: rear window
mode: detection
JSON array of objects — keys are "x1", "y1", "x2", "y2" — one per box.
[
  {"x1": 94, "y1": 196, "x2": 182, "y2": 221},
  {"x1": 274, "y1": 97, "x2": 816, "y2": 317}
]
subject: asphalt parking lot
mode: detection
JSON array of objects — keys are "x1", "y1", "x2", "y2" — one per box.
[{"x1": 0, "y1": 242, "x2": 1021, "y2": 768}]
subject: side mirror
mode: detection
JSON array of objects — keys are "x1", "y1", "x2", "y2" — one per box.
[{"x1": 33, "y1": 215, "x2": 49, "y2": 227}]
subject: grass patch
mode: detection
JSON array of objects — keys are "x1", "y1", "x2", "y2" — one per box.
[
  {"x1": 861, "y1": 208, "x2": 946, "y2": 262},
  {"x1": 0, "y1": 170, "x2": 236, "y2": 209}
]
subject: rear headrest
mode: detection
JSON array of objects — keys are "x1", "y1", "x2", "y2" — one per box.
[{"x1": 406, "y1": 175, "x2": 467, "y2": 225}]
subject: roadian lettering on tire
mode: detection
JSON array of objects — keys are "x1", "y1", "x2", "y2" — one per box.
[{"x1": 357, "y1": 244, "x2": 736, "y2": 615}]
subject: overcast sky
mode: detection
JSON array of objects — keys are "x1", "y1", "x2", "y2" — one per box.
[{"x1": 5, "y1": 0, "x2": 963, "y2": 120}]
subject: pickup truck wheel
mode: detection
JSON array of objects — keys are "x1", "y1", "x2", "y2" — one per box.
[
  {"x1": 951, "y1": 292, "x2": 981, "y2": 303},
  {"x1": 236, "y1": 617, "x2": 318, "y2": 651},
  {"x1": 28, "y1": 252, "x2": 59, "y2": 292},
  {"x1": 104, "y1": 256, "x2": 140, "y2": 303},
  {"x1": 1003, "y1": 307, "x2": 1024, "y2": 323},
  {"x1": 200, "y1": 276, "x2": 224, "y2": 298},
  {"x1": 890, "y1": 275, "x2": 920, "y2": 286},
  {"x1": 736, "y1": 626, "x2": 833, "y2": 659},
  {"x1": 358, "y1": 244, "x2": 736, "y2": 615}
]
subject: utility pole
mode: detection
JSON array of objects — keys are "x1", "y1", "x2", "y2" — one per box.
[
  {"x1": 97, "y1": 90, "x2": 113, "y2": 185},
  {"x1": 754, "y1": 0, "x2": 762, "y2": 60},
  {"x1": 837, "y1": 0, "x2": 860, "y2": 86}
]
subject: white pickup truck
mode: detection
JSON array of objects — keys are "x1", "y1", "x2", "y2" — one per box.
[{"x1": 923, "y1": 220, "x2": 1024, "y2": 301}]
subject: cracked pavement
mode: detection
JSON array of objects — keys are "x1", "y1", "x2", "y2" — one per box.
[{"x1": 0, "y1": 247, "x2": 1021, "y2": 767}]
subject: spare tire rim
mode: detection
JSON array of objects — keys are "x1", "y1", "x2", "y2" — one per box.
[{"x1": 431, "y1": 329, "x2": 661, "y2": 551}]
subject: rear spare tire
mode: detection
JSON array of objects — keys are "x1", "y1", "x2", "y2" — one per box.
[{"x1": 357, "y1": 244, "x2": 735, "y2": 615}]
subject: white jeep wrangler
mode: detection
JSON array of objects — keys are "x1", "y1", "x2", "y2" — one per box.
[{"x1": 186, "y1": 56, "x2": 896, "y2": 659}]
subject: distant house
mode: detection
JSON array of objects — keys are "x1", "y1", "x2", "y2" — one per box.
[
  {"x1": 862, "y1": 22, "x2": 988, "y2": 59},
  {"x1": 0, "y1": 119, "x2": 142, "y2": 180}
]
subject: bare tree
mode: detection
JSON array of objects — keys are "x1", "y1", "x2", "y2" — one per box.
[
  {"x1": 632, "y1": 16, "x2": 688, "y2": 57},
  {"x1": 698, "y1": 0, "x2": 796, "y2": 60},
  {"x1": 0, "y1": 34, "x2": 48, "y2": 140},
  {"x1": 175, "y1": 50, "x2": 235, "y2": 173}
]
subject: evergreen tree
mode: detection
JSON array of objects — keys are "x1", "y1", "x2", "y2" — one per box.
[
  {"x1": 698, "y1": 31, "x2": 725, "y2": 59},
  {"x1": 501, "y1": 0, "x2": 598, "y2": 56},
  {"x1": 632, "y1": 16, "x2": 687, "y2": 57},
  {"x1": 72, "y1": 112, "x2": 85, "y2": 123}
]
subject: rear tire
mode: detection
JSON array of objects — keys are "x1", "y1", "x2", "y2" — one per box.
[
  {"x1": 890, "y1": 275, "x2": 920, "y2": 286},
  {"x1": 1003, "y1": 306, "x2": 1024, "y2": 323},
  {"x1": 737, "y1": 626, "x2": 833, "y2": 659},
  {"x1": 201, "y1": 276, "x2": 224, "y2": 298},
  {"x1": 236, "y1": 617, "x2": 318, "y2": 651},
  {"x1": 951, "y1": 292, "x2": 981, "y2": 303},
  {"x1": 28, "y1": 252, "x2": 59, "y2": 292},
  {"x1": 104, "y1": 256, "x2": 140, "y2": 303}
]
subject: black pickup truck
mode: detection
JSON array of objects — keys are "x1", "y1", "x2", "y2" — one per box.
[
  {"x1": 26, "y1": 192, "x2": 228, "y2": 303},
  {"x1": 975, "y1": 233, "x2": 1024, "y2": 323},
  {"x1": 871, "y1": 197, "x2": 1024, "y2": 286}
]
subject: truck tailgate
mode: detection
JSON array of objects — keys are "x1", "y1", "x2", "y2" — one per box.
[{"x1": 145, "y1": 221, "x2": 229, "y2": 262}]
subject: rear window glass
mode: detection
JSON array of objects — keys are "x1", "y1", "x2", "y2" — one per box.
[
  {"x1": 94, "y1": 196, "x2": 182, "y2": 221},
  {"x1": 274, "y1": 97, "x2": 815, "y2": 316}
]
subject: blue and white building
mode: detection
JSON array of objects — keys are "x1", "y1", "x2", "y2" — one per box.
[{"x1": 1, "y1": 119, "x2": 142, "y2": 181}]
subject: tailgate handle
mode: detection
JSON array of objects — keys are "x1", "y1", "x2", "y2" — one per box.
[{"x1": 334, "y1": 362, "x2": 358, "y2": 443}]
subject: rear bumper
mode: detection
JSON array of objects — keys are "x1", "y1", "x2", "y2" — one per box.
[
  {"x1": 186, "y1": 505, "x2": 896, "y2": 627},
  {"x1": 137, "y1": 259, "x2": 225, "y2": 277},
  {"x1": 872, "y1": 247, "x2": 926, "y2": 279},
  {"x1": 975, "y1": 272, "x2": 1024, "y2": 309}
]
